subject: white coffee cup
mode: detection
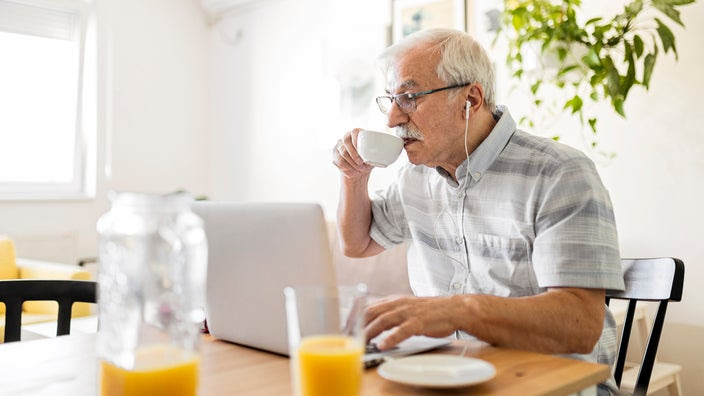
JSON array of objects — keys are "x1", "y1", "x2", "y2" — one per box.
[{"x1": 356, "y1": 130, "x2": 403, "y2": 168}]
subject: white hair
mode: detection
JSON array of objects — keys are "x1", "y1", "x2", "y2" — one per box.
[{"x1": 378, "y1": 28, "x2": 496, "y2": 110}]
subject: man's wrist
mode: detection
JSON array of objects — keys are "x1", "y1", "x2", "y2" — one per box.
[
  {"x1": 449, "y1": 294, "x2": 481, "y2": 336},
  {"x1": 345, "y1": 170, "x2": 371, "y2": 181},
  {"x1": 341, "y1": 172, "x2": 371, "y2": 190}
]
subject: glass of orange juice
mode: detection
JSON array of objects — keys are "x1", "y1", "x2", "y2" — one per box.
[{"x1": 284, "y1": 284, "x2": 367, "y2": 396}]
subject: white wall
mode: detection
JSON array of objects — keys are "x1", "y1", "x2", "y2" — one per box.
[
  {"x1": 0, "y1": 0, "x2": 211, "y2": 264},
  {"x1": 103, "y1": 0, "x2": 211, "y2": 195},
  {"x1": 210, "y1": 0, "x2": 704, "y2": 393}
]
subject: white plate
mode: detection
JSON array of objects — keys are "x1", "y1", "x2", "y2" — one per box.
[{"x1": 378, "y1": 354, "x2": 496, "y2": 389}]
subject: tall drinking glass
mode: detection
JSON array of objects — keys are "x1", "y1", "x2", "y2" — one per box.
[{"x1": 284, "y1": 284, "x2": 367, "y2": 396}]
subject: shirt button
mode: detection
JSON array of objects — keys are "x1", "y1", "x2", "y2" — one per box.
[
  {"x1": 452, "y1": 282, "x2": 462, "y2": 290},
  {"x1": 474, "y1": 172, "x2": 481, "y2": 179},
  {"x1": 455, "y1": 236, "x2": 464, "y2": 244},
  {"x1": 457, "y1": 191, "x2": 465, "y2": 198}
]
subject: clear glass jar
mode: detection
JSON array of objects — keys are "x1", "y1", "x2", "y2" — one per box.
[{"x1": 96, "y1": 192, "x2": 207, "y2": 396}]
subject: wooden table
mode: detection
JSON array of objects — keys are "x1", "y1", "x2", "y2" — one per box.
[{"x1": 0, "y1": 333, "x2": 609, "y2": 395}]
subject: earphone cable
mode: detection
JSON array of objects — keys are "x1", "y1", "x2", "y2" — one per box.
[{"x1": 432, "y1": 103, "x2": 473, "y2": 271}]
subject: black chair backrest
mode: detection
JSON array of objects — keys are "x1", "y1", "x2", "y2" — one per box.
[
  {"x1": 606, "y1": 258, "x2": 684, "y2": 396},
  {"x1": 0, "y1": 279, "x2": 97, "y2": 343}
]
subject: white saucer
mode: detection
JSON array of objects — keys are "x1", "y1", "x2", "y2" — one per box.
[{"x1": 377, "y1": 355, "x2": 496, "y2": 389}]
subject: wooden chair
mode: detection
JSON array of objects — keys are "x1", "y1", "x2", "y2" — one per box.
[
  {"x1": 606, "y1": 258, "x2": 684, "y2": 396},
  {"x1": 0, "y1": 279, "x2": 97, "y2": 342}
]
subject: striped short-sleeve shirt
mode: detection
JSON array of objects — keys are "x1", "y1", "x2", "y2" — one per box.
[{"x1": 369, "y1": 106, "x2": 625, "y2": 368}]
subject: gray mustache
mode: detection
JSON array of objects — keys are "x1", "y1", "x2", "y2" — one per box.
[{"x1": 396, "y1": 126, "x2": 423, "y2": 140}]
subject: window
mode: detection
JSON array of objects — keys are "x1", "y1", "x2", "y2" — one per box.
[{"x1": 0, "y1": 0, "x2": 95, "y2": 199}]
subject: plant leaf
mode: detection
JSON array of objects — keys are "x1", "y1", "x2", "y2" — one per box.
[
  {"x1": 541, "y1": 38, "x2": 554, "y2": 53},
  {"x1": 512, "y1": 12, "x2": 524, "y2": 31},
  {"x1": 613, "y1": 96, "x2": 626, "y2": 117},
  {"x1": 624, "y1": 41, "x2": 633, "y2": 64},
  {"x1": 607, "y1": 36, "x2": 621, "y2": 47},
  {"x1": 626, "y1": 60, "x2": 636, "y2": 94},
  {"x1": 593, "y1": 24, "x2": 609, "y2": 40},
  {"x1": 662, "y1": 0, "x2": 695, "y2": 5},
  {"x1": 624, "y1": 43, "x2": 636, "y2": 96},
  {"x1": 583, "y1": 48, "x2": 601, "y2": 69},
  {"x1": 590, "y1": 74, "x2": 604, "y2": 87},
  {"x1": 633, "y1": 35, "x2": 644, "y2": 58},
  {"x1": 588, "y1": 118, "x2": 597, "y2": 133},
  {"x1": 603, "y1": 56, "x2": 620, "y2": 98},
  {"x1": 652, "y1": 1, "x2": 684, "y2": 26},
  {"x1": 625, "y1": 0, "x2": 644, "y2": 15},
  {"x1": 564, "y1": 95, "x2": 583, "y2": 114},
  {"x1": 585, "y1": 17, "x2": 603, "y2": 25},
  {"x1": 655, "y1": 18, "x2": 677, "y2": 59},
  {"x1": 557, "y1": 64, "x2": 580, "y2": 76},
  {"x1": 643, "y1": 52, "x2": 657, "y2": 88}
]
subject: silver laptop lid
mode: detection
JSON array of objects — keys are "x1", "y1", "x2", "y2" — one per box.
[{"x1": 192, "y1": 201, "x2": 336, "y2": 355}]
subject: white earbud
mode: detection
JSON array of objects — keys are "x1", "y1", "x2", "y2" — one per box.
[{"x1": 465, "y1": 100, "x2": 472, "y2": 119}]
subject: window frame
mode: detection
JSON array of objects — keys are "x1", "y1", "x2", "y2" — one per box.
[{"x1": 0, "y1": 0, "x2": 95, "y2": 200}]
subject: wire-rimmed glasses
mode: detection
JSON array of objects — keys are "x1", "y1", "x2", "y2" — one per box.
[{"x1": 375, "y1": 82, "x2": 470, "y2": 114}]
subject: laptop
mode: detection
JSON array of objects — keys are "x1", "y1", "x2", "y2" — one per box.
[{"x1": 191, "y1": 201, "x2": 450, "y2": 366}]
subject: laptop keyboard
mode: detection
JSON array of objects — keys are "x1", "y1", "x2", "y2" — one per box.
[
  {"x1": 364, "y1": 342, "x2": 399, "y2": 368},
  {"x1": 365, "y1": 342, "x2": 398, "y2": 354},
  {"x1": 365, "y1": 342, "x2": 381, "y2": 354}
]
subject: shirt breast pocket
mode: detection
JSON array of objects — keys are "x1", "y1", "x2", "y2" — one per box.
[{"x1": 469, "y1": 233, "x2": 536, "y2": 296}]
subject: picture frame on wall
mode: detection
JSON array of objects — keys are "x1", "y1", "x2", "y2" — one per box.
[{"x1": 392, "y1": 0, "x2": 468, "y2": 43}]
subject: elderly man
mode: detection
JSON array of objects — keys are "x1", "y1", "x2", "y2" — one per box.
[{"x1": 332, "y1": 28, "x2": 624, "y2": 392}]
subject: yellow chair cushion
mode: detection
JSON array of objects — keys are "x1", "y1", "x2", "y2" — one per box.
[
  {"x1": 0, "y1": 236, "x2": 20, "y2": 314},
  {"x1": 18, "y1": 262, "x2": 92, "y2": 317}
]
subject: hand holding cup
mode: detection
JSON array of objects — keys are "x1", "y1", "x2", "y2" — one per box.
[{"x1": 333, "y1": 129, "x2": 403, "y2": 179}]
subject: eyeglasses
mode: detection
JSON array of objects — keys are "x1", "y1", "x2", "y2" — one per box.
[{"x1": 375, "y1": 82, "x2": 470, "y2": 114}]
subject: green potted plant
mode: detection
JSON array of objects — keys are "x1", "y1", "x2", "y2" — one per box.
[{"x1": 497, "y1": 0, "x2": 696, "y2": 145}]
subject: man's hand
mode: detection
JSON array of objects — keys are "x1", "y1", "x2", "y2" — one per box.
[
  {"x1": 364, "y1": 295, "x2": 460, "y2": 350},
  {"x1": 332, "y1": 128, "x2": 373, "y2": 180}
]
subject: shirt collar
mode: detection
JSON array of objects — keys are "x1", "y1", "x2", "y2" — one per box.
[{"x1": 435, "y1": 105, "x2": 516, "y2": 185}]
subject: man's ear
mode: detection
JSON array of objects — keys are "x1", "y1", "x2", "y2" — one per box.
[{"x1": 466, "y1": 84, "x2": 485, "y2": 110}]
